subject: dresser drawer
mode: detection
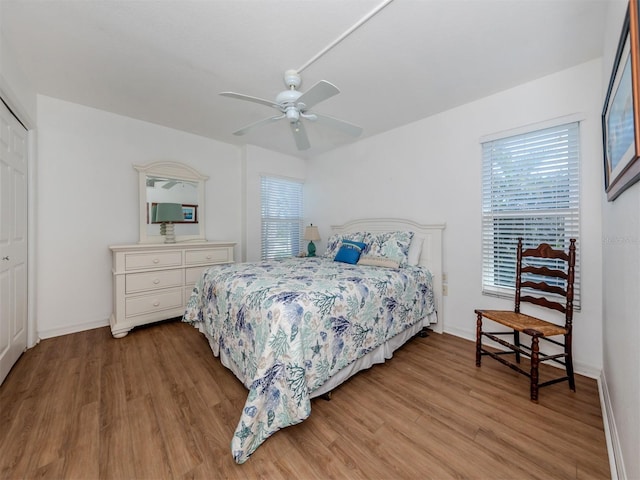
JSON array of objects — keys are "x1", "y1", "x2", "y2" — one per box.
[
  {"x1": 185, "y1": 248, "x2": 231, "y2": 265},
  {"x1": 125, "y1": 289, "x2": 183, "y2": 317},
  {"x1": 124, "y1": 251, "x2": 182, "y2": 270},
  {"x1": 125, "y1": 269, "x2": 183, "y2": 294}
]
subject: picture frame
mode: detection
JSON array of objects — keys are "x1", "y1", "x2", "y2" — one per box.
[
  {"x1": 181, "y1": 204, "x2": 198, "y2": 223},
  {"x1": 602, "y1": 0, "x2": 640, "y2": 201}
]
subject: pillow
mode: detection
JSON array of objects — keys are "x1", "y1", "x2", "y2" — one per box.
[
  {"x1": 357, "y1": 255, "x2": 400, "y2": 269},
  {"x1": 361, "y1": 231, "x2": 414, "y2": 266},
  {"x1": 334, "y1": 240, "x2": 366, "y2": 264},
  {"x1": 407, "y1": 237, "x2": 424, "y2": 266},
  {"x1": 323, "y1": 232, "x2": 365, "y2": 258}
]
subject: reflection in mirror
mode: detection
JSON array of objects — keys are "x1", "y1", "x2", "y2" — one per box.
[
  {"x1": 135, "y1": 162, "x2": 208, "y2": 244},
  {"x1": 146, "y1": 177, "x2": 198, "y2": 236}
]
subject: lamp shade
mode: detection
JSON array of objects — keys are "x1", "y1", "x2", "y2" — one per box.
[
  {"x1": 303, "y1": 225, "x2": 321, "y2": 241},
  {"x1": 154, "y1": 203, "x2": 183, "y2": 223}
]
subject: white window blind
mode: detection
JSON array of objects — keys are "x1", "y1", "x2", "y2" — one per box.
[
  {"x1": 481, "y1": 121, "x2": 580, "y2": 307},
  {"x1": 261, "y1": 176, "x2": 303, "y2": 260}
]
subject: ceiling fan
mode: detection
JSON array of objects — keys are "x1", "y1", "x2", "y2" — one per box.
[{"x1": 220, "y1": 70, "x2": 362, "y2": 151}]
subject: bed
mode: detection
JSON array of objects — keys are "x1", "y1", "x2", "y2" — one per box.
[{"x1": 183, "y1": 218, "x2": 445, "y2": 463}]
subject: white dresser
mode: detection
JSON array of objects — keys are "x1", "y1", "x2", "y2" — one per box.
[{"x1": 109, "y1": 241, "x2": 235, "y2": 338}]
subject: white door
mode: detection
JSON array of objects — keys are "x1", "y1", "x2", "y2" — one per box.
[{"x1": 0, "y1": 100, "x2": 28, "y2": 385}]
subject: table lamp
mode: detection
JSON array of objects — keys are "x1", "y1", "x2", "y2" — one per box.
[
  {"x1": 303, "y1": 224, "x2": 321, "y2": 257},
  {"x1": 154, "y1": 203, "x2": 183, "y2": 243}
]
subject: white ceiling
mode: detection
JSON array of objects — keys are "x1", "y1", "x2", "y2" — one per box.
[{"x1": 1, "y1": 0, "x2": 608, "y2": 158}]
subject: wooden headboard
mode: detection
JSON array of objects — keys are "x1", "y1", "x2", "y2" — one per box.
[{"x1": 331, "y1": 218, "x2": 445, "y2": 333}]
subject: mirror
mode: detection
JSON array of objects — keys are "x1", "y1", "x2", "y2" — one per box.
[{"x1": 135, "y1": 161, "x2": 208, "y2": 244}]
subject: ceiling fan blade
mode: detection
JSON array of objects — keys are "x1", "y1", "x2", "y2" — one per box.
[
  {"x1": 233, "y1": 115, "x2": 284, "y2": 136},
  {"x1": 313, "y1": 113, "x2": 363, "y2": 137},
  {"x1": 220, "y1": 92, "x2": 277, "y2": 109},
  {"x1": 296, "y1": 80, "x2": 340, "y2": 110},
  {"x1": 290, "y1": 121, "x2": 311, "y2": 150}
]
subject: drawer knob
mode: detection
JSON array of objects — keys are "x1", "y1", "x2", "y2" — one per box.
[
  {"x1": 206, "y1": 255, "x2": 212, "y2": 260},
  {"x1": 153, "y1": 301, "x2": 160, "y2": 307},
  {"x1": 153, "y1": 258, "x2": 160, "y2": 264},
  {"x1": 153, "y1": 279, "x2": 160, "y2": 284}
]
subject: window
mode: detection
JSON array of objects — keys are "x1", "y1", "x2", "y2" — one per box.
[
  {"x1": 261, "y1": 176, "x2": 304, "y2": 260},
  {"x1": 481, "y1": 121, "x2": 580, "y2": 307}
]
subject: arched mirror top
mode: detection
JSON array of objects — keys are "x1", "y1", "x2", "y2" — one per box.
[{"x1": 135, "y1": 161, "x2": 208, "y2": 244}]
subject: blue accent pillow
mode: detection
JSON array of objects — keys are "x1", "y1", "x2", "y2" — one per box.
[{"x1": 334, "y1": 240, "x2": 367, "y2": 264}]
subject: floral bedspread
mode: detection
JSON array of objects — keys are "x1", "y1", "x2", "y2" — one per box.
[{"x1": 183, "y1": 256, "x2": 435, "y2": 463}]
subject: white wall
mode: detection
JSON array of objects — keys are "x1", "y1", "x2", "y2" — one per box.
[
  {"x1": 306, "y1": 59, "x2": 604, "y2": 377},
  {"x1": 601, "y1": 1, "x2": 640, "y2": 478},
  {"x1": 243, "y1": 144, "x2": 307, "y2": 261},
  {"x1": 36, "y1": 95, "x2": 242, "y2": 338}
]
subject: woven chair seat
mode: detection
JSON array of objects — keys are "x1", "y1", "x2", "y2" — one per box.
[{"x1": 476, "y1": 310, "x2": 567, "y2": 337}]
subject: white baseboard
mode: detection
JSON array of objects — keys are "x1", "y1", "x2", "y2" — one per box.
[
  {"x1": 38, "y1": 318, "x2": 109, "y2": 340},
  {"x1": 599, "y1": 370, "x2": 624, "y2": 480},
  {"x1": 444, "y1": 325, "x2": 476, "y2": 342}
]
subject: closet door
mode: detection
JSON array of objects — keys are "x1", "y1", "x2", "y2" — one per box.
[{"x1": 0, "y1": 100, "x2": 28, "y2": 385}]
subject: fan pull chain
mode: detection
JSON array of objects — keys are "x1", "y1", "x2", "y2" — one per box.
[{"x1": 296, "y1": 0, "x2": 394, "y2": 74}]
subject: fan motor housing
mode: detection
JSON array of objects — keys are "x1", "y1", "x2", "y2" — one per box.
[{"x1": 276, "y1": 89, "x2": 302, "y2": 106}]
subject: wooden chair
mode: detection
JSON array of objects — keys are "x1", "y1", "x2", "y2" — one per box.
[{"x1": 475, "y1": 238, "x2": 576, "y2": 402}]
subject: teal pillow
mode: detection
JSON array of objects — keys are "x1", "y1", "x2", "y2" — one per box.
[{"x1": 334, "y1": 240, "x2": 366, "y2": 264}]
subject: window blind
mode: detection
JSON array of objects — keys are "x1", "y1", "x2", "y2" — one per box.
[
  {"x1": 481, "y1": 121, "x2": 580, "y2": 307},
  {"x1": 261, "y1": 176, "x2": 304, "y2": 260}
]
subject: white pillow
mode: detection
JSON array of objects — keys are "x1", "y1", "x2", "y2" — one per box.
[{"x1": 407, "y1": 237, "x2": 424, "y2": 266}]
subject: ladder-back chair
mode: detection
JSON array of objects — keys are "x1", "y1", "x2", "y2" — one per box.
[{"x1": 475, "y1": 238, "x2": 577, "y2": 402}]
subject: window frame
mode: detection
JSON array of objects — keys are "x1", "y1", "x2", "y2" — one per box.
[
  {"x1": 260, "y1": 175, "x2": 304, "y2": 260},
  {"x1": 480, "y1": 117, "x2": 581, "y2": 308}
]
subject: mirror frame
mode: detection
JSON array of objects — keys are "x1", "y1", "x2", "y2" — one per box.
[{"x1": 134, "y1": 161, "x2": 209, "y2": 244}]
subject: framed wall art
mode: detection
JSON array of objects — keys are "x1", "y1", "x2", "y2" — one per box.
[
  {"x1": 602, "y1": 0, "x2": 640, "y2": 201},
  {"x1": 181, "y1": 204, "x2": 198, "y2": 223}
]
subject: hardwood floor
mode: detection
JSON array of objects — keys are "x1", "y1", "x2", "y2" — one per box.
[{"x1": 0, "y1": 320, "x2": 610, "y2": 479}]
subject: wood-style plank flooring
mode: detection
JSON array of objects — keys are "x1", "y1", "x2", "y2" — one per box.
[{"x1": 0, "y1": 320, "x2": 610, "y2": 479}]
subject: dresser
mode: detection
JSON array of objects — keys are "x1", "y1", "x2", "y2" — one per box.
[{"x1": 109, "y1": 241, "x2": 235, "y2": 338}]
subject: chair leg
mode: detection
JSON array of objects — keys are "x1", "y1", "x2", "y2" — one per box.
[
  {"x1": 565, "y1": 334, "x2": 576, "y2": 392},
  {"x1": 530, "y1": 335, "x2": 540, "y2": 403},
  {"x1": 475, "y1": 313, "x2": 483, "y2": 367},
  {"x1": 514, "y1": 330, "x2": 521, "y2": 363}
]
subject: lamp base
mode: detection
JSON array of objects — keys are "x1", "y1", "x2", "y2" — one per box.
[
  {"x1": 307, "y1": 240, "x2": 316, "y2": 257},
  {"x1": 163, "y1": 223, "x2": 176, "y2": 244}
]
